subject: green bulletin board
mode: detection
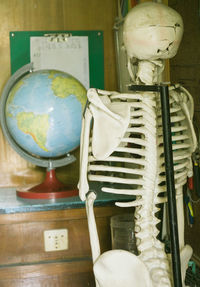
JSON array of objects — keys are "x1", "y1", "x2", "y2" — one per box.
[{"x1": 9, "y1": 30, "x2": 104, "y2": 89}]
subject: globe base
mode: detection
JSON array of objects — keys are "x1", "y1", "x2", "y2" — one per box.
[{"x1": 16, "y1": 169, "x2": 79, "y2": 199}]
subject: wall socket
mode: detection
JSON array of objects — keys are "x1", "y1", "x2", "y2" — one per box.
[{"x1": 44, "y1": 229, "x2": 68, "y2": 252}]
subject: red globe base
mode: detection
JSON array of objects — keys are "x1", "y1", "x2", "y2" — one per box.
[{"x1": 16, "y1": 169, "x2": 79, "y2": 199}]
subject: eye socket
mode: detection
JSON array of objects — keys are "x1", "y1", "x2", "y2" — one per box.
[
  {"x1": 157, "y1": 49, "x2": 160, "y2": 53},
  {"x1": 175, "y1": 23, "x2": 181, "y2": 27}
]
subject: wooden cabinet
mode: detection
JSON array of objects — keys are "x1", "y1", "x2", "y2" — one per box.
[{"x1": 0, "y1": 204, "x2": 128, "y2": 286}]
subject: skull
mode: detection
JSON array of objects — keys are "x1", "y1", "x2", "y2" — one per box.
[{"x1": 123, "y1": 2, "x2": 184, "y2": 61}]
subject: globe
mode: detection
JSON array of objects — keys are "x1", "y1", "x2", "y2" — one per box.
[
  {"x1": 0, "y1": 64, "x2": 87, "y2": 199},
  {"x1": 5, "y1": 69, "x2": 87, "y2": 158}
]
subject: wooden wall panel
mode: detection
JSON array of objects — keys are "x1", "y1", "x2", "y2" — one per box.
[
  {"x1": 169, "y1": 0, "x2": 200, "y2": 259},
  {"x1": 0, "y1": 0, "x2": 118, "y2": 188}
]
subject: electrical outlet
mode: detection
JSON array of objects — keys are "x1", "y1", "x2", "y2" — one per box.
[{"x1": 44, "y1": 229, "x2": 68, "y2": 252}]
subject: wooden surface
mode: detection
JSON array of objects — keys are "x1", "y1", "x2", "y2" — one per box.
[
  {"x1": 0, "y1": 0, "x2": 118, "y2": 188},
  {"x1": 0, "y1": 204, "x2": 132, "y2": 286},
  {"x1": 0, "y1": 261, "x2": 95, "y2": 287}
]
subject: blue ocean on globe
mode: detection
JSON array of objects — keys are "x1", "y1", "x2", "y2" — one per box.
[{"x1": 5, "y1": 69, "x2": 87, "y2": 158}]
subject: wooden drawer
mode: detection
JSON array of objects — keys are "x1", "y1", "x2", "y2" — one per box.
[
  {"x1": 0, "y1": 206, "x2": 125, "y2": 266},
  {"x1": 0, "y1": 217, "x2": 92, "y2": 265}
]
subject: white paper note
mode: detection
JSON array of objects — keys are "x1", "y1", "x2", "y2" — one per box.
[{"x1": 30, "y1": 35, "x2": 90, "y2": 89}]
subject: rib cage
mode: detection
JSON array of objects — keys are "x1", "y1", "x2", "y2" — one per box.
[
  {"x1": 86, "y1": 87, "x2": 193, "y2": 286},
  {"x1": 88, "y1": 93, "x2": 155, "y2": 194},
  {"x1": 88, "y1": 90, "x2": 191, "y2": 201}
]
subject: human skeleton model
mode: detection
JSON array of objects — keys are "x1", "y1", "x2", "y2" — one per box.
[{"x1": 79, "y1": 2, "x2": 197, "y2": 287}]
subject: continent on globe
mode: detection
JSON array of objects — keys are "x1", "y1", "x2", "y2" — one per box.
[
  {"x1": 51, "y1": 72, "x2": 86, "y2": 109},
  {"x1": 17, "y1": 112, "x2": 49, "y2": 152}
]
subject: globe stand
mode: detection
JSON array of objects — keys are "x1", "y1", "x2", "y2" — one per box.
[
  {"x1": 0, "y1": 63, "x2": 85, "y2": 201},
  {"x1": 16, "y1": 168, "x2": 79, "y2": 199}
]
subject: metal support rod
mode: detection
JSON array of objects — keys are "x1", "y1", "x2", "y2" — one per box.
[
  {"x1": 160, "y1": 85, "x2": 182, "y2": 287},
  {"x1": 129, "y1": 84, "x2": 182, "y2": 286}
]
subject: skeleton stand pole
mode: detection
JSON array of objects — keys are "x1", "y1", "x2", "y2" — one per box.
[
  {"x1": 160, "y1": 85, "x2": 182, "y2": 287},
  {"x1": 129, "y1": 84, "x2": 182, "y2": 287}
]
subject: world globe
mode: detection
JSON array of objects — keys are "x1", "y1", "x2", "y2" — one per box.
[
  {"x1": 0, "y1": 63, "x2": 87, "y2": 199},
  {"x1": 5, "y1": 68, "x2": 86, "y2": 158}
]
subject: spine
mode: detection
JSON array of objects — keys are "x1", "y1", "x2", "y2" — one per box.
[{"x1": 134, "y1": 93, "x2": 172, "y2": 286}]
